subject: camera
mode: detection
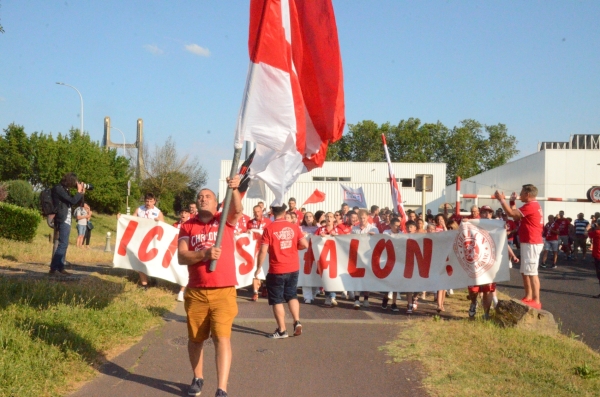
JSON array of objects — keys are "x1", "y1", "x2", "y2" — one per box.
[{"x1": 82, "y1": 183, "x2": 95, "y2": 191}]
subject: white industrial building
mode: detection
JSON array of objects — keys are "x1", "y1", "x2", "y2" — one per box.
[
  {"x1": 219, "y1": 160, "x2": 447, "y2": 216},
  {"x1": 446, "y1": 134, "x2": 600, "y2": 218}
]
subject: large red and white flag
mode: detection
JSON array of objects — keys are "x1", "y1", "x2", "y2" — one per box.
[
  {"x1": 234, "y1": 0, "x2": 345, "y2": 205},
  {"x1": 382, "y1": 134, "x2": 407, "y2": 231}
]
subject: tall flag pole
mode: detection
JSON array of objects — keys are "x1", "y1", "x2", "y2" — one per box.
[{"x1": 382, "y1": 134, "x2": 407, "y2": 232}]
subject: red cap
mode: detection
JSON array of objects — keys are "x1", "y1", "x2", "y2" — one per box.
[{"x1": 480, "y1": 205, "x2": 493, "y2": 212}]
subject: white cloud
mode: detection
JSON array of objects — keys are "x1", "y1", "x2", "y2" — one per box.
[
  {"x1": 143, "y1": 44, "x2": 164, "y2": 56},
  {"x1": 184, "y1": 44, "x2": 210, "y2": 57}
]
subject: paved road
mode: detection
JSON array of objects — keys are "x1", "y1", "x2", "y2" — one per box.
[
  {"x1": 70, "y1": 296, "x2": 429, "y2": 397},
  {"x1": 498, "y1": 253, "x2": 600, "y2": 350}
]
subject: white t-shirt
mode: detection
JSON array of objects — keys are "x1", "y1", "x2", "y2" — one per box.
[
  {"x1": 351, "y1": 224, "x2": 380, "y2": 235},
  {"x1": 136, "y1": 205, "x2": 162, "y2": 220},
  {"x1": 383, "y1": 229, "x2": 402, "y2": 236},
  {"x1": 74, "y1": 207, "x2": 88, "y2": 226}
]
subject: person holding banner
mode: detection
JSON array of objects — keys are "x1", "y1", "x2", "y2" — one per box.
[
  {"x1": 255, "y1": 205, "x2": 308, "y2": 339},
  {"x1": 177, "y1": 176, "x2": 242, "y2": 397},
  {"x1": 495, "y1": 184, "x2": 544, "y2": 310},
  {"x1": 134, "y1": 193, "x2": 164, "y2": 289},
  {"x1": 351, "y1": 210, "x2": 379, "y2": 309}
]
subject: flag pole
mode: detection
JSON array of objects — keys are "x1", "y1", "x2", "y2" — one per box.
[{"x1": 210, "y1": 147, "x2": 242, "y2": 272}]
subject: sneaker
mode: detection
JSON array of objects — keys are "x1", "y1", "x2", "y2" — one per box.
[
  {"x1": 303, "y1": 298, "x2": 312, "y2": 304},
  {"x1": 548, "y1": 264, "x2": 557, "y2": 269},
  {"x1": 293, "y1": 321, "x2": 302, "y2": 336},
  {"x1": 381, "y1": 297, "x2": 389, "y2": 310},
  {"x1": 406, "y1": 304, "x2": 413, "y2": 314},
  {"x1": 215, "y1": 389, "x2": 228, "y2": 397},
  {"x1": 58, "y1": 270, "x2": 72, "y2": 275},
  {"x1": 448, "y1": 289, "x2": 454, "y2": 295},
  {"x1": 188, "y1": 377, "x2": 204, "y2": 396},
  {"x1": 252, "y1": 292, "x2": 259, "y2": 301},
  {"x1": 391, "y1": 303, "x2": 399, "y2": 312},
  {"x1": 177, "y1": 291, "x2": 185, "y2": 302},
  {"x1": 362, "y1": 300, "x2": 370, "y2": 308},
  {"x1": 540, "y1": 263, "x2": 548, "y2": 268},
  {"x1": 268, "y1": 329, "x2": 288, "y2": 339},
  {"x1": 353, "y1": 300, "x2": 361, "y2": 310},
  {"x1": 468, "y1": 302, "x2": 477, "y2": 317},
  {"x1": 412, "y1": 302, "x2": 417, "y2": 311},
  {"x1": 331, "y1": 297, "x2": 338, "y2": 306},
  {"x1": 324, "y1": 297, "x2": 332, "y2": 307},
  {"x1": 520, "y1": 297, "x2": 532, "y2": 303},
  {"x1": 526, "y1": 301, "x2": 542, "y2": 310}
]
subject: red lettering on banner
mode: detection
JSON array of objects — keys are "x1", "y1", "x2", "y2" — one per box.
[
  {"x1": 347, "y1": 239, "x2": 365, "y2": 278},
  {"x1": 236, "y1": 236, "x2": 254, "y2": 275},
  {"x1": 303, "y1": 240, "x2": 315, "y2": 274},
  {"x1": 161, "y1": 234, "x2": 179, "y2": 268},
  {"x1": 138, "y1": 226, "x2": 164, "y2": 262},
  {"x1": 117, "y1": 220, "x2": 139, "y2": 256},
  {"x1": 318, "y1": 240, "x2": 337, "y2": 278},
  {"x1": 404, "y1": 238, "x2": 432, "y2": 279},
  {"x1": 372, "y1": 239, "x2": 395, "y2": 279}
]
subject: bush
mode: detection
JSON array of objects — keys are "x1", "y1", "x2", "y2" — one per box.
[
  {"x1": 0, "y1": 202, "x2": 42, "y2": 242},
  {"x1": 5, "y1": 179, "x2": 35, "y2": 208}
]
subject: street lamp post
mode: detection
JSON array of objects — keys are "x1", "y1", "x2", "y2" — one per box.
[
  {"x1": 110, "y1": 126, "x2": 127, "y2": 156},
  {"x1": 56, "y1": 82, "x2": 84, "y2": 135},
  {"x1": 111, "y1": 126, "x2": 130, "y2": 215}
]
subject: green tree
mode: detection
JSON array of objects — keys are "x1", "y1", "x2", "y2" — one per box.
[
  {"x1": 0, "y1": 124, "x2": 33, "y2": 181},
  {"x1": 327, "y1": 118, "x2": 519, "y2": 184},
  {"x1": 140, "y1": 137, "x2": 207, "y2": 214}
]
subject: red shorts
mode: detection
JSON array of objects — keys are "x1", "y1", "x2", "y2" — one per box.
[{"x1": 468, "y1": 283, "x2": 496, "y2": 294}]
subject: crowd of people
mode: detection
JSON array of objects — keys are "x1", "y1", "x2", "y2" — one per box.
[{"x1": 118, "y1": 180, "x2": 600, "y2": 397}]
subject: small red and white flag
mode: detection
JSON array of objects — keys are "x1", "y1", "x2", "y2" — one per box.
[
  {"x1": 382, "y1": 134, "x2": 407, "y2": 232},
  {"x1": 234, "y1": 0, "x2": 345, "y2": 205},
  {"x1": 302, "y1": 189, "x2": 326, "y2": 206}
]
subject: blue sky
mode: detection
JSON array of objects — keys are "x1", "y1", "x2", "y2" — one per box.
[{"x1": 1, "y1": 1, "x2": 599, "y2": 193}]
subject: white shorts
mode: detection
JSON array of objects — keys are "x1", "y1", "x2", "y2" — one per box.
[
  {"x1": 520, "y1": 243, "x2": 543, "y2": 276},
  {"x1": 543, "y1": 240, "x2": 559, "y2": 252}
]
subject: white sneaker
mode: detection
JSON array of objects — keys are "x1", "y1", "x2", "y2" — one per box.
[
  {"x1": 448, "y1": 289, "x2": 454, "y2": 295},
  {"x1": 342, "y1": 291, "x2": 349, "y2": 299},
  {"x1": 304, "y1": 299, "x2": 313, "y2": 304},
  {"x1": 177, "y1": 291, "x2": 184, "y2": 302},
  {"x1": 353, "y1": 300, "x2": 361, "y2": 310},
  {"x1": 362, "y1": 300, "x2": 370, "y2": 308},
  {"x1": 331, "y1": 298, "x2": 338, "y2": 306}
]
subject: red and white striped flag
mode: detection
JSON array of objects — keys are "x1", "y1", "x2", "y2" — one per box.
[
  {"x1": 233, "y1": 0, "x2": 345, "y2": 205},
  {"x1": 382, "y1": 134, "x2": 407, "y2": 231}
]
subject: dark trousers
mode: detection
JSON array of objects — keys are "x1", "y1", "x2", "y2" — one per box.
[
  {"x1": 84, "y1": 227, "x2": 91, "y2": 245},
  {"x1": 50, "y1": 221, "x2": 71, "y2": 271}
]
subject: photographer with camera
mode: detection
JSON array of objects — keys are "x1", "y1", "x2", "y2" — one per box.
[{"x1": 49, "y1": 172, "x2": 86, "y2": 275}]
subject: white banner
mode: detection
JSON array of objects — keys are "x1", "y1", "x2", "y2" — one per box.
[{"x1": 114, "y1": 217, "x2": 509, "y2": 291}]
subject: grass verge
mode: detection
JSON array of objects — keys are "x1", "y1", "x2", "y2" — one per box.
[
  {"x1": 0, "y1": 212, "x2": 177, "y2": 266},
  {"x1": 384, "y1": 290, "x2": 600, "y2": 397},
  {"x1": 0, "y1": 273, "x2": 175, "y2": 397}
]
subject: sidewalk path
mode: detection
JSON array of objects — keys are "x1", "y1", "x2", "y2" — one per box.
[{"x1": 70, "y1": 296, "x2": 428, "y2": 397}]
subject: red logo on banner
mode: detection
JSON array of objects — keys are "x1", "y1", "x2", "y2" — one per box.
[{"x1": 453, "y1": 223, "x2": 496, "y2": 279}]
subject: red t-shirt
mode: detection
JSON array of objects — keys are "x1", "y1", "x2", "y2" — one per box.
[
  {"x1": 261, "y1": 219, "x2": 303, "y2": 274},
  {"x1": 290, "y1": 208, "x2": 303, "y2": 220},
  {"x1": 378, "y1": 223, "x2": 391, "y2": 233},
  {"x1": 518, "y1": 201, "x2": 543, "y2": 244},
  {"x1": 173, "y1": 221, "x2": 182, "y2": 229},
  {"x1": 588, "y1": 229, "x2": 600, "y2": 259},
  {"x1": 506, "y1": 220, "x2": 518, "y2": 240},
  {"x1": 556, "y1": 218, "x2": 570, "y2": 236},
  {"x1": 178, "y1": 212, "x2": 237, "y2": 288},
  {"x1": 247, "y1": 216, "x2": 272, "y2": 231},
  {"x1": 544, "y1": 222, "x2": 559, "y2": 241},
  {"x1": 235, "y1": 214, "x2": 250, "y2": 234}
]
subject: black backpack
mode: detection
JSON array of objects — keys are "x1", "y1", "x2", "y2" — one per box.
[{"x1": 40, "y1": 188, "x2": 56, "y2": 227}]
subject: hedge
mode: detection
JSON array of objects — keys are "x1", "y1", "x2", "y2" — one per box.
[
  {"x1": 0, "y1": 202, "x2": 42, "y2": 242},
  {"x1": 5, "y1": 179, "x2": 35, "y2": 208}
]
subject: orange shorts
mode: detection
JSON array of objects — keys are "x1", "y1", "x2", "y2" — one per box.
[
  {"x1": 468, "y1": 283, "x2": 496, "y2": 294},
  {"x1": 184, "y1": 286, "x2": 238, "y2": 342}
]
